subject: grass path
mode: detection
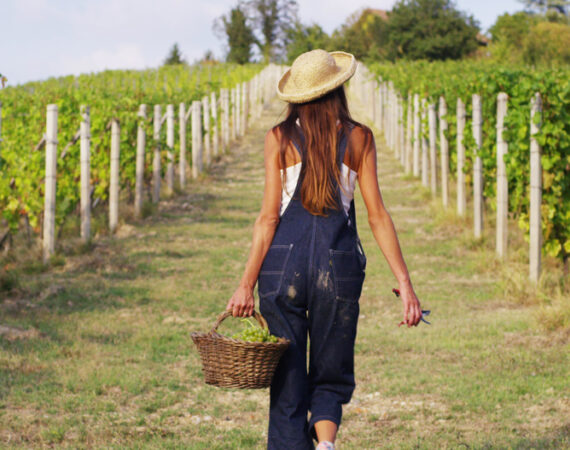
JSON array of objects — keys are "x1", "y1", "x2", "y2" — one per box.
[{"x1": 1, "y1": 94, "x2": 569, "y2": 449}]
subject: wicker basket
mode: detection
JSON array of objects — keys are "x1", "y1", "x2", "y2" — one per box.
[{"x1": 191, "y1": 310, "x2": 290, "y2": 389}]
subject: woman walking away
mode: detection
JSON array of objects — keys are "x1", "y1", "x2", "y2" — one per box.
[{"x1": 226, "y1": 49, "x2": 423, "y2": 450}]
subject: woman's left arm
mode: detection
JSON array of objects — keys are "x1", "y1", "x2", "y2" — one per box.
[
  {"x1": 356, "y1": 128, "x2": 423, "y2": 327},
  {"x1": 226, "y1": 129, "x2": 283, "y2": 317}
]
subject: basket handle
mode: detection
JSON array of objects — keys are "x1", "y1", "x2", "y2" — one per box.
[{"x1": 209, "y1": 310, "x2": 269, "y2": 334}]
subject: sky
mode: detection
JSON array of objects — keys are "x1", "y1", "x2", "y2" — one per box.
[{"x1": 1, "y1": 0, "x2": 526, "y2": 86}]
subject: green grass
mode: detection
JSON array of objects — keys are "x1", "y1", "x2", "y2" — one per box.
[{"x1": 0, "y1": 97, "x2": 568, "y2": 448}]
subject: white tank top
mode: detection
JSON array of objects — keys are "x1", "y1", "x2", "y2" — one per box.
[
  {"x1": 279, "y1": 119, "x2": 357, "y2": 217},
  {"x1": 279, "y1": 163, "x2": 357, "y2": 217}
]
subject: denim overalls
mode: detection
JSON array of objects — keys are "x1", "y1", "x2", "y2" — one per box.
[{"x1": 258, "y1": 125, "x2": 366, "y2": 449}]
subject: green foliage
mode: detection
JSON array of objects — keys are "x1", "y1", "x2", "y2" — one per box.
[
  {"x1": 386, "y1": 0, "x2": 480, "y2": 61},
  {"x1": 368, "y1": 60, "x2": 570, "y2": 265},
  {"x1": 0, "y1": 73, "x2": 6, "y2": 88},
  {"x1": 0, "y1": 63, "x2": 261, "y2": 236},
  {"x1": 218, "y1": 6, "x2": 257, "y2": 64},
  {"x1": 243, "y1": 0, "x2": 298, "y2": 62},
  {"x1": 163, "y1": 43, "x2": 186, "y2": 66},
  {"x1": 524, "y1": 21, "x2": 570, "y2": 65},
  {"x1": 216, "y1": 0, "x2": 298, "y2": 63},
  {"x1": 331, "y1": 9, "x2": 389, "y2": 61},
  {"x1": 487, "y1": 12, "x2": 570, "y2": 65},
  {"x1": 489, "y1": 12, "x2": 536, "y2": 43},
  {"x1": 285, "y1": 22, "x2": 331, "y2": 63},
  {"x1": 519, "y1": 0, "x2": 570, "y2": 16}
]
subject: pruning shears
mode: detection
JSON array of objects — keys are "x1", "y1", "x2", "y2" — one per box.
[{"x1": 392, "y1": 288, "x2": 431, "y2": 326}]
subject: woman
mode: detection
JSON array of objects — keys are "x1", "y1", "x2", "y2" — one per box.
[{"x1": 226, "y1": 49, "x2": 423, "y2": 450}]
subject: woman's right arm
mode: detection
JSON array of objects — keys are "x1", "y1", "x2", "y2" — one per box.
[{"x1": 225, "y1": 128, "x2": 283, "y2": 317}]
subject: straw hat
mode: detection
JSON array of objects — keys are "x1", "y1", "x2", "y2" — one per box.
[{"x1": 277, "y1": 49, "x2": 357, "y2": 104}]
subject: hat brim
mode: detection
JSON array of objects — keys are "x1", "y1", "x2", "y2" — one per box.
[{"x1": 276, "y1": 51, "x2": 357, "y2": 104}]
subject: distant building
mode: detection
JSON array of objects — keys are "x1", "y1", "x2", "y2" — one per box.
[
  {"x1": 366, "y1": 9, "x2": 389, "y2": 21},
  {"x1": 476, "y1": 33, "x2": 490, "y2": 46}
]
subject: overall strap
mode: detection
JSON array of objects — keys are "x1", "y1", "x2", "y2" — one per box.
[
  {"x1": 338, "y1": 123, "x2": 358, "y2": 228},
  {"x1": 336, "y1": 123, "x2": 353, "y2": 169}
]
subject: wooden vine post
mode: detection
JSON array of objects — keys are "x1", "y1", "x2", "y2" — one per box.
[
  {"x1": 191, "y1": 100, "x2": 202, "y2": 179},
  {"x1": 134, "y1": 104, "x2": 146, "y2": 219},
  {"x1": 179, "y1": 103, "x2": 188, "y2": 190},
  {"x1": 242, "y1": 81, "x2": 249, "y2": 136},
  {"x1": 529, "y1": 93, "x2": 542, "y2": 283},
  {"x1": 399, "y1": 96, "x2": 405, "y2": 167},
  {"x1": 202, "y1": 97, "x2": 211, "y2": 167},
  {"x1": 472, "y1": 94, "x2": 484, "y2": 239},
  {"x1": 382, "y1": 81, "x2": 390, "y2": 135},
  {"x1": 211, "y1": 92, "x2": 219, "y2": 157},
  {"x1": 109, "y1": 119, "x2": 120, "y2": 234},
  {"x1": 370, "y1": 80, "x2": 377, "y2": 128},
  {"x1": 393, "y1": 91, "x2": 399, "y2": 158},
  {"x1": 405, "y1": 95, "x2": 412, "y2": 174},
  {"x1": 235, "y1": 84, "x2": 241, "y2": 138},
  {"x1": 378, "y1": 81, "x2": 384, "y2": 132},
  {"x1": 392, "y1": 91, "x2": 397, "y2": 153},
  {"x1": 374, "y1": 81, "x2": 381, "y2": 132},
  {"x1": 43, "y1": 104, "x2": 58, "y2": 263},
  {"x1": 152, "y1": 104, "x2": 161, "y2": 203},
  {"x1": 413, "y1": 94, "x2": 420, "y2": 177},
  {"x1": 221, "y1": 88, "x2": 230, "y2": 152},
  {"x1": 456, "y1": 98, "x2": 466, "y2": 216},
  {"x1": 250, "y1": 76, "x2": 257, "y2": 121},
  {"x1": 421, "y1": 98, "x2": 429, "y2": 187},
  {"x1": 231, "y1": 88, "x2": 237, "y2": 141},
  {"x1": 428, "y1": 102, "x2": 437, "y2": 196},
  {"x1": 166, "y1": 104, "x2": 175, "y2": 193},
  {"x1": 439, "y1": 97, "x2": 449, "y2": 208},
  {"x1": 80, "y1": 105, "x2": 91, "y2": 241},
  {"x1": 496, "y1": 93, "x2": 509, "y2": 257},
  {"x1": 388, "y1": 87, "x2": 393, "y2": 149}
]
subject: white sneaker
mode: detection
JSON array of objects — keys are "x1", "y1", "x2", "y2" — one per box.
[{"x1": 316, "y1": 441, "x2": 335, "y2": 450}]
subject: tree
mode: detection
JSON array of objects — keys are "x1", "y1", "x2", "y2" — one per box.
[
  {"x1": 200, "y1": 50, "x2": 218, "y2": 65},
  {"x1": 214, "y1": 6, "x2": 256, "y2": 64},
  {"x1": 163, "y1": 43, "x2": 186, "y2": 65},
  {"x1": 524, "y1": 21, "x2": 570, "y2": 65},
  {"x1": 0, "y1": 73, "x2": 6, "y2": 88},
  {"x1": 488, "y1": 12, "x2": 537, "y2": 63},
  {"x1": 241, "y1": 0, "x2": 298, "y2": 62},
  {"x1": 519, "y1": 0, "x2": 569, "y2": 15},
  {"x1": 386, "y1": 0, "x2": 480, "y2": 60},
  {"x1": 285, "y1": 22, "x2": 331, "y2": 63},
  {"x1": 487, "y1": 10, "x2": 570, "y2": 65},
  {"x1": 331, "y1": 9, "x2": 389, "y2": 61}
]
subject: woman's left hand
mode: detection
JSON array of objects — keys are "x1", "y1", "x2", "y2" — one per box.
[
  {"x1": 397, "y1": 282, "x2": 422, "y2": 327},
  {"x1": 226, "y1": 284, "x2": 255, "y2": 317}
]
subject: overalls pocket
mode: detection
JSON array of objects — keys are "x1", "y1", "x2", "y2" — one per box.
[
  {"x1": 329, "y1": 248, "x2": 366, "y2": 303},
  {"x1": 258, "y1": 243, "x2": 294, "y2": 298}
]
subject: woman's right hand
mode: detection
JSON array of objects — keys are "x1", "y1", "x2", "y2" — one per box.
[{"x1": 226, "y1": 283, "x2": 255, "y2": 318}]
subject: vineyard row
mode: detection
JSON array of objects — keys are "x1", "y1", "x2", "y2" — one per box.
[
  {"x1": 0, "y1": 64, "x2": 286, "y2": 263},
  {"x1": 350, "y1": 63, "x2": 554, "y2": 281}
]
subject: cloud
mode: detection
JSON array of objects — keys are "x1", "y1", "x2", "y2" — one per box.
[
  {"x1": 59, "y1": 43, "x2": 147, "y2": 76},
  {"x1": 12, "y1": 0, "x2": 50, "y2": 20}
]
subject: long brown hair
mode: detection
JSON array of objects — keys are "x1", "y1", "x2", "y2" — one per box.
[{"x1": 275, "y1": 86, "x2": 363, "y2": 216}]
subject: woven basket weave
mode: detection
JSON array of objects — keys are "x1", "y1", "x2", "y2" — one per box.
[{"x1": 191, "y1": 310, "x2": 290, "y2": 389}]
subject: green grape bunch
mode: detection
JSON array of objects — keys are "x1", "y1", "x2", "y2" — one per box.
[{"x1": 230, "y1": 318, "x2": 279, "y2": 343}]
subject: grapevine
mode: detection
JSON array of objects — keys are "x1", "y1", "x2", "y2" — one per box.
[
  {"x1": 0, "y1": 63, "x2": 261, "y2": 238},
  {"x1": 367, "y1": 60, "x2": 570, "y2": 269}
]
